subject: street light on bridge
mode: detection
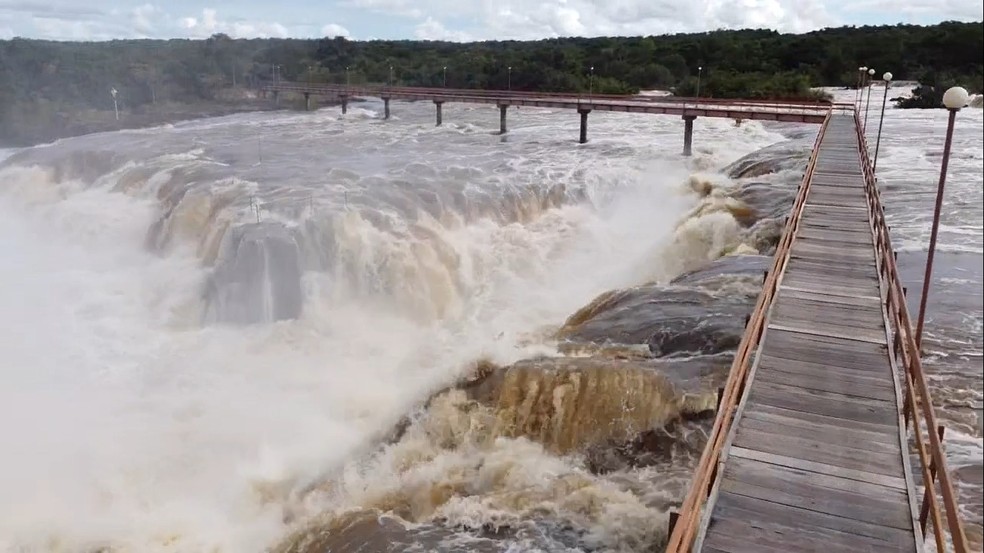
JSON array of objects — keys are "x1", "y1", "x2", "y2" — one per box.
[
  {"x1": 856, "y1": 66, "x2": 866, "y2": 109},
  {"x1": 873, "y1": 72, "x2": 892, "y2": 172},
  {"x1": 389, "y1": 65, "x2": 394, "y2": 86},
  {"x1": 443, "y1": 66, "x2": 447, "y2": 87},
  {"x1": 915, "y1": 86, "x2": 971, "y2": 349},
  {"x1": 346, "y1": 66, "x2": 350, "y2": 86},
  {"x1": 508, "y1": 66, "x2": 512, "y2": 91},
  {"x1": 863, "y1": 67, "x2": 875, "y2": 134},
  {"x1": 589, "y1": 66, "x2": 594, "y2": 97},
  {"x1": 696, "y1": 66, "x2": 703, "y2": 104}
]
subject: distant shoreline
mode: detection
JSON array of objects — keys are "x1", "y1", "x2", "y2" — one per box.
[
  {"x1": 0, "y1": 88, "x2": 370, "y2": 148},
  {"x1": 0, "y1": 99, "x2": 277, "y2": 149}
]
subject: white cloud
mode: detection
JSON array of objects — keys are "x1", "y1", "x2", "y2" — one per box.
[
  {"x1": 0, "y1": 1, "x2": 106, "y2": 17},
  {"x1": 848, "y1": 0, "x2": 983, "y2": 20},
  {"x1": 335, "y1": 0, "x2": 838, "y2": 39},
  {"x1": 179, "y1": 8, "x2": 289, "y2": 38},
  {"x1": 344, "y1": 0, "x2": 423, "y2": 18},
  {"x1": 0, "y1": 0, "x2": 979, "y2": 42},
  {"x1": 131, "y1": 3, "x2": 161, "y2": 36},
  {"x1": 321, "y1": 23, "x2": 350, "y2": 37},
  {"x1": 30, "y1": 15, "x2": 119, "y2": 40},
  {"x1": 414, "y1": 17, "x2": 472, "y2": 41}
]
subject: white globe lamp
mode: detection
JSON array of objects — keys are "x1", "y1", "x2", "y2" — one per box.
[{"x1": 942, "y1": 86, "x2": 970, "y2": 110}]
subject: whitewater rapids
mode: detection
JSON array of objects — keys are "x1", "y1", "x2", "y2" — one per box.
[{"x1": 2, "y1": 95, "x2": 980, "y2": 551}]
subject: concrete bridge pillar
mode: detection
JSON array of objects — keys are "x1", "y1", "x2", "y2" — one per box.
[
  {"x1": 499, "y1": 104, "x2": 508, "y2": 134},
  {"x1": 434, "y1": 100, "x2": 444, "y2": 126},
  {"x1": 683, "y1": 115, "x2": 697, "y2": 156},
  {"x1": 383, "y1": 97, "x2": 391, "y2": 119},
  {"x1": 341, "y1": 95, "x2": 348, "y2": 115},
  {"x1": 304, "y1": 92, "x2": 311, "y2": 111},
  {"x1": 579, "y1": 109, "x2": 591, "y2": 144}
]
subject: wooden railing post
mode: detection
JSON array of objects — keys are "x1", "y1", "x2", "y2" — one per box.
[
  {"x1": 668, "y1": 511, "x2": 680, "y2": 537},
  {"x1": 920, "y1": 425, "x2": 948, "y2": 535}
]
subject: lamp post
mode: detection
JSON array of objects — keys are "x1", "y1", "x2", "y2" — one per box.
[
  {"x1": 914, "y1": 86, "x2": 970, "y2": 349},
  {"x1": 588, "y1": 66, "x2": 594, "y2": 96},
  {"x1": 695, "y1": 65, "x2": 703, "y2": 103},
  {"x1": 110, "y1": 88, "x2": 119, "y2": 121},
  {"x1": 863, "y1": 68, "x2": 875, "y2": 134},
  {"x1": 389, "y1": 65, "x2": 393, "y2": 87},
  {"x1": 346, "y1": 66, "x2": 350, "y2": 86},
  {"x1": 443, "y1": 65, "x2": 447, "y2": 87},
  {"x1": 873, "y1": 72, "x2": 892, "y2": 172},
  {"x1": 856, "y1": 66, "x2": 866, "y2": 108},
  {"x1": 508, "y1": 66, "x2": 512, "y2": 91}
]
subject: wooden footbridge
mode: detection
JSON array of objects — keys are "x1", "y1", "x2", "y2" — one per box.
[
  {"x1": 259, "y1": 81, "x2": 830, "y2": 153},
  {"x1": 665, "y1": 109, "x2": 970, "y2": 552}
]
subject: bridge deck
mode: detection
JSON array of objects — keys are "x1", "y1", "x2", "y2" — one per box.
[
  {"x1": 261, "y1": 82, "x2": 831, "y2": 123},
  {"x1": 695, "y1": 113, "x2": 920, "y2": 552}
]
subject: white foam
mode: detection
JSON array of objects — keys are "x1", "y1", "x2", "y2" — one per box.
[{"x1": 0, "y1": 102, "x2": 794, "y2": 552}]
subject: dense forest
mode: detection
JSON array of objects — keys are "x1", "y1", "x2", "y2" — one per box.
[{"x1": 1, "y1": 21, "x2": 981, "y2": 146}]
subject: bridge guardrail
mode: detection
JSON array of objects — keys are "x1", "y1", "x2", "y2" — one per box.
[
  {"x1": 857, "y1": 111, "x2": 970, "y2": 553},
  {"x1": 662, "y1": 112, "x2": 831, "y2": 552},
  {"x1": 260, "y1": 81, "x2": 834, "y2": 110}
]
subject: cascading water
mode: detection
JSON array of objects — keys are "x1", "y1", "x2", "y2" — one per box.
[{"x1": 7, "y1": 96, "x2": 978, "y2": 553}]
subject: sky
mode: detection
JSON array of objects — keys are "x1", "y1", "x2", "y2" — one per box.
[{"x1": 0, "y1": 0, "x2": 981, "y2": 42}]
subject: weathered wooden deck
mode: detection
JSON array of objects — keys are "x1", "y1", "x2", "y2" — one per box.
[{"x1": 694, "y1": 113, "x2": 922, "y2": 552}]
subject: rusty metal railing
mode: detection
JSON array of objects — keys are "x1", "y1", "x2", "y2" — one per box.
[
  {"x1": 260, "y1": 82, "x2": 834, "y2": 119},
  {"x1": 663, "y1": 112, "x2": 832, "y2": 552},
  {"x1": 856, "y1": 112, "x2": 970, "y2": 553},
  {"x1": 262, "y1": 81, "x2": 835, "y2": 108}
]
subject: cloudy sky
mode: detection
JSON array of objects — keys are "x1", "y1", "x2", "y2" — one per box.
[{"x1": 1, "y1": 0, "x2": 981, "y2": 42}]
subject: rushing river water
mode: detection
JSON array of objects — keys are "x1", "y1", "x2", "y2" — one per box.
[{"x1": 0, "y1": 90, "x2": 980, "y2": 552}]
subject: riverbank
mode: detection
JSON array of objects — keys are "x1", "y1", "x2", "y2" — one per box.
[
  {"x1": 0, "y1": 98, "x2": 273, "y2": 148},
  {"x1": 0, "y1": 89, "x2": 361, "y2": 148}
]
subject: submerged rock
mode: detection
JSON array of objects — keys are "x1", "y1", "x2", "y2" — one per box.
[
  {"x1": 670, "y1": 253, "x2": 769, "y2": 287},
  {"x1": 721, "y1": 140, "x2": 807, "y2": 225},
  {"x1": 459, "y1": 355, "x2": 725, "y2": 454},
  {"x1": 274, "y1": 511, "x2": 508, "y2": 553},
  {"x1": 732, "y1": 179, "x2": 799, "y2": 221},
  {"x1": 203, "y1": 222, "x2": 303, "y2": 324},
  {"x1": 724, "y1": 140, "x2": 809, "y2": 180},
  {"x1": 559, "y1": 255, "x2": 767, "y2": 357}
]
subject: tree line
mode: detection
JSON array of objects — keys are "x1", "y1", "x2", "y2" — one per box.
[{"x1": 1, "y1": 21, "x2": 981, "y2": 145}]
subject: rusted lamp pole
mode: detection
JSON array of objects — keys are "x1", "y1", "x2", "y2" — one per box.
[
  {"x1": 856, "y1": 66, "x2": 866, "y2": 109},
  {"x1": 914, "y1": 86, "x2": 971, "y2": 348},
  {"x1": 863, "y1": 68, "x2": 875, "y2": 134},
  {"x1": 873, "y1": 72, "x2": 892, "y2": 172},
  {"x1": 695, "y1": 65, "x2": 703, "y2": 104}
]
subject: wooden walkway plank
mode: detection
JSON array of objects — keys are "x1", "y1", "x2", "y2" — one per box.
[
  {"x1": 713, "y1": 491, "x2": 917, "y2": 547},
  {"x1": 696, "y1": 113, "x2": 919, "y2": 553}
]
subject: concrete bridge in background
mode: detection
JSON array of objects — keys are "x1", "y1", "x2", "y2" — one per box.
[{"x1": 259, "y1": 81, "x2": 834, "y2": 154}]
